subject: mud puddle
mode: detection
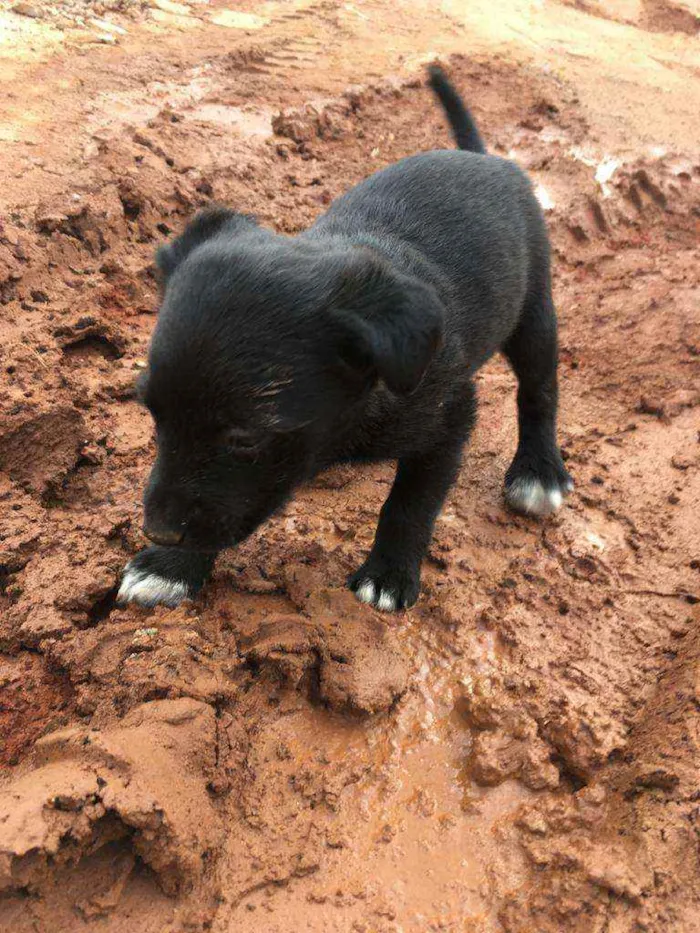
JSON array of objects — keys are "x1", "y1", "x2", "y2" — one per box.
[{"x1": 1, "y1": 1, "x2": 699, "y2": 930}]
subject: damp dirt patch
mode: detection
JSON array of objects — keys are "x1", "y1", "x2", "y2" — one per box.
[{"x1": 1, "y1": 1, "x2": 699, "y2": 930}]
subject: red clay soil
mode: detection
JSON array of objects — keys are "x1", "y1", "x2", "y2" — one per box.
[{"x1": 0, "y1": 1, "x2": 699, "y2": 931}]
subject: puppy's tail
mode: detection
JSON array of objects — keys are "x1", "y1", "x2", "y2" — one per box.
[{"x1": 427, "y1": 64, "x2": 486, "y2": 154}]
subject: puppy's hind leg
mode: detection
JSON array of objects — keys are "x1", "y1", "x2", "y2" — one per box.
[
  {"x1": 118, "y1": 546, "x2": 217, "y2": 608},
  {"x1": 503, "y1": 279, "x2": 573, "y2": 517}
]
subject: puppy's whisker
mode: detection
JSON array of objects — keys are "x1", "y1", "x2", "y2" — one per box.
[{"x1": 253, "y1": 378, "x2": 294, "y2": 399}]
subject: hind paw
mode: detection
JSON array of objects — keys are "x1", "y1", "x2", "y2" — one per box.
[{"x1": 505, "y1": 455, "x2": 573, "y2": 518}]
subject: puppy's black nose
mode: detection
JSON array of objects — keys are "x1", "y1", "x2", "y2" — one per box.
[{"x1": 143, "y1": 524, "x2": 184, "y2": 547}]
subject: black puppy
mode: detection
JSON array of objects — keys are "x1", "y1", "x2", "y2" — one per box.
[{"x1": 118, "y1": 65, "x2": 572, "y2": 613}]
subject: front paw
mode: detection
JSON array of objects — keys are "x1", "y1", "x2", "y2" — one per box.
[
  {"x1": 117, "y1": 546, "x2": 214, "y2": 609},
  {"x1": 348, "y1": 555, "x2": 421, "y2": 612}
]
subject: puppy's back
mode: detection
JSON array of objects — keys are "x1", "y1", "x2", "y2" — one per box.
[{"x1": 307, "y1": 149, "x2": 546, "y2": 365}]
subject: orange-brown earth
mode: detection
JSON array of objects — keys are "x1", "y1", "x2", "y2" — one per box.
[{"x1": 0, "y1": 1, "x2": 699, "y2": 931}]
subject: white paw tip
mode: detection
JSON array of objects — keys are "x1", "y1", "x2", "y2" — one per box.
[
  {"x1": 354, "y1": 579, "x2": 398, "y2": 612},
  {"x1": 355, "y1": 580, "x2": 376, "y2": 605},
  {"x1": 117, "y1": 567, "x2": 188, "y2": 608},
  {"x1": 506, "y1": 478, "x2": 567, "y2": 517},
  {"x1": 548, "y1": 488, "x2": 563, "y2": 511},
  {"x1": 376, "y1": 590, "x2": 397, "y2": 612}
]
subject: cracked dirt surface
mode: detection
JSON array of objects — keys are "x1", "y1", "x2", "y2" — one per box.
[{"x1": 0, "y1": 0, "x2": 699, "y2": 930}]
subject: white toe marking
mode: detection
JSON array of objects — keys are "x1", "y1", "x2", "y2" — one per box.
[
  {"x1": 117, "y1": 567, "x2": 188, "y2": 608},
  {"x1": 376, "y1": 590, "x2": 397, "y2": 612},
  {"x1": 355, "y1": 580, "x2": 376, "y2": 605},
  {"x1": 354, "y1": 579, "x2": 398, "y2": 612},
  {"x1": 506, "y1": 478, "x2": 567, "y2": 517},
  {"x1": 548, "y1": 488, "x2": 563, "y2": 511}
]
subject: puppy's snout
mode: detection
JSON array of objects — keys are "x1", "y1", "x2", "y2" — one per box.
[
  {"x1": 143, "y1": 468, "x2": 191, "y2": 546},
  {"x1": 144, "y1": 462, "x2": 223, "y2": 548},
  {"x1": 143, "y1": 523, "x2": 185, "y2": 547}
]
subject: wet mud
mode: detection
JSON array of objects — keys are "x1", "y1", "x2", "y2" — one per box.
[{"x1": 0, "y1": 0, "x2": 699, "y2": 930}]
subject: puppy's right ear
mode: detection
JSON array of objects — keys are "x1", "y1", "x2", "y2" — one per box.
[
  {"x1": 156, "y1": 206, "x2": 258, "y2": 282},
  {"x1": 330, "y1": 253, "x2": 444, "y2": 396}
]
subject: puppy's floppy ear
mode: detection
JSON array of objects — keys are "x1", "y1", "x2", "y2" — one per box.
[
  {"x1": 331, "y1": 253, "x2": 444, "y2": 396},
  {"x1": 156, "y1": 206, "x2": 258, "y2": 282}
]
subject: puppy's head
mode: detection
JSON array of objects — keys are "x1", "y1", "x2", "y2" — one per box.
[{"x1": 138, "y1": 207, "x2": 444, "y2": 551}]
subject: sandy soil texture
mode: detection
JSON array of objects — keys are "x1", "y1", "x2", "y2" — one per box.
[{"x1": 1, "y1": 0, "x2": 699, "y2": 930}]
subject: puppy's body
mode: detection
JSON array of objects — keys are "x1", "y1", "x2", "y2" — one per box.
[
  {"x1": 305, "y1": 151, "x2": 540, "y2": 442},
  {"x1": 119, "y1": 66, "x2": 571, "y2": 612}
]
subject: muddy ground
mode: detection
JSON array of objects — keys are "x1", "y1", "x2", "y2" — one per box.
[{"x1": 0, "y1": 0, "x2": 699, "y2": 930}]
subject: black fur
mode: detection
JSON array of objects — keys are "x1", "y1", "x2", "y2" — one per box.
[{"x1": 119, "y1": 64, "x2": 571, "y2": 612}]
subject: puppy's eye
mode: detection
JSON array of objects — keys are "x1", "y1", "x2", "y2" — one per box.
[{"x1": 221, "y1": 428, "x2": 260, "y2": 457}]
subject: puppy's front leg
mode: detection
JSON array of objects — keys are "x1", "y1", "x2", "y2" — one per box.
[
  {"x1": 118, "y1": 546, "x2": 217, "y2": 609},
  {"x1": 349, "y1": 438, "x2": 466, "y2": 612}
]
